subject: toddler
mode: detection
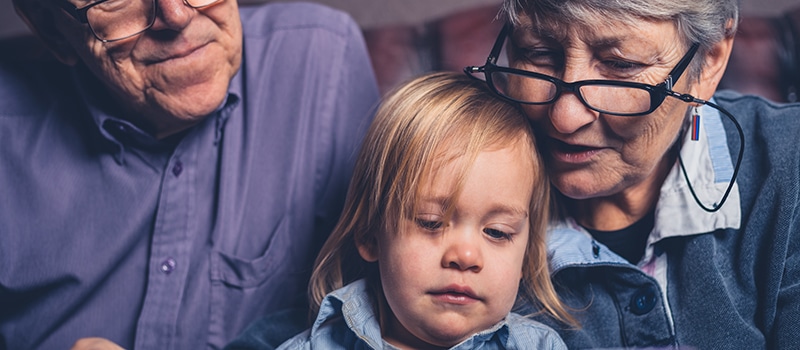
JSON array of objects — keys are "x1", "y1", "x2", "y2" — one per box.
[{"x1": 281, "y1": 72, "x2": 573, "y2": 349}]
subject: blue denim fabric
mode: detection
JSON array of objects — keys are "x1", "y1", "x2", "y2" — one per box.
[
  {"x1": 231, "y1": 279, "x2": 567, "y2": 350},
  {"x1": 520, "y1": 91, "x2": 800, "y2": 349},
  {"x1": 224, "y1": 308, "x2": 308, "y2": 350}
]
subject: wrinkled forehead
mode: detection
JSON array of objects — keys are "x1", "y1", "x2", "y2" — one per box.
[{"x1": 514, "y1": 3, "x2": 653, "y2": 42}]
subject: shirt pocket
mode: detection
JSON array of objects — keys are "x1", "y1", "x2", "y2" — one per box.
[
  {"x1": 208, "y1": 214, "x2": 312, "y2": 344},
  {"x1": 210, "y1": 215, "x2": 308, "y2": 287}
]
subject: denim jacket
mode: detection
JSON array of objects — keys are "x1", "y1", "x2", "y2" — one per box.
[
  {"x1": 276, "y1": 279, "x2": 567, "y2": 350},
  {"x1": 521, "y1": 91, "x2": 800, "y2": 349}
]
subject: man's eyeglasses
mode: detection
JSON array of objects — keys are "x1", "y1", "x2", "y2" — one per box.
[
  {"x1": 465, "y1": 23, "x2": 745, "y2": 213},
  {"x1": 465, "y1": 23, "x2": 700, "y2": 117},
  {"x1": 59, "y1": 0, "x2": 224, "y2": 43}
]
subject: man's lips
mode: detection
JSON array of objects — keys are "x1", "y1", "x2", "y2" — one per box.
[
  {"x1": 142, "y1": 42, "x2": 208, "y2": 64},
  {"x1": 429, "y1": 285, "x2": 481, "y2": 305}
]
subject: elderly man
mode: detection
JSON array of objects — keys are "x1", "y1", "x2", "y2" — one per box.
[{"x1": 0, "y1": 0, "x2": 379, "y2": 348}]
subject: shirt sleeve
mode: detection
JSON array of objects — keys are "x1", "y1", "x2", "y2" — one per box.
[{"x1": 312, "y1": 14, "x2": 380, "y2": 243}]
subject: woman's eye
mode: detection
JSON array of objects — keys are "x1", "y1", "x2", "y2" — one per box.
[
  {"x1": 512, "y1": 46, "x2": 563, "y2": 68},
  {"x1": 416, "y1": 219, "x2": 443, "y2": 231},
  {"x1": 602, "y1": 59, "x2": 643, "y2": 72},
  {"x1": 484, "y1": 228, "x2": 513, "y2": 241}
]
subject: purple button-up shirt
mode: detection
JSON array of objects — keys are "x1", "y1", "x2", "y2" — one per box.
[{"x1": 0, "y1": 3, "x2": 379, "y2": 349}]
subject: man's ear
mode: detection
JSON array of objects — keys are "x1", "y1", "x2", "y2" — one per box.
[
  {"x1": 356, "y1": 235, "x2": 379, "y2": 263},
  {"x1": 690, "y1": 24, "x2": 736, "y2": 100},
  {"x1": 14, "y1": 0, "x2": 80, "y2": 65}
]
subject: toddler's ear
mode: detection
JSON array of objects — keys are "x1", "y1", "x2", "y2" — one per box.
[{"x1": 356, "y1": 236, "x2": 379, "y2": 262}]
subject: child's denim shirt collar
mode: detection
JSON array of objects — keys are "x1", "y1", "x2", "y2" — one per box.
[{"x1": 313, "y1": 279, "x2": 512, "y2": 349}]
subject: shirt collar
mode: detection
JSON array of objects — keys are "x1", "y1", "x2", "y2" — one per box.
[
  {"x1": 652, "y1": 101, "x2": 741, "y2": 242},
  {"x1": 70, "y1": 64, "x2": 242, "y2": 164},
  {"x1": 548, "y1": 220, "x2": 632, "y2": 273},
  {"x1": 313, "y1": 279, "x2": 384, "y2": 349},
  {"x1": 313, "y1": 279, "x2": 512, "y2": 349}
]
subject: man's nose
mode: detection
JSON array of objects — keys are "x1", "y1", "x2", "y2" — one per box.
[{"x1": 150, "y1": 0, "x2": 195, "y2": 32}]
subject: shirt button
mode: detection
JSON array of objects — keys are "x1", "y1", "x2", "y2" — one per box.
[
  {"x1": 172, "y1": 160, "x2": 183, "y2": 177},
  {"x1": 630, "y1": 285, "x2": 658, "y2": 315},
  {"x1": 160, "y1": 258, "x2": 177, "y2": 274}
]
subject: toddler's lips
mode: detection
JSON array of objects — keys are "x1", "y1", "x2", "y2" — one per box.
[{"x1": 429, "y1": 285, "x2": 481, "y2": 305}]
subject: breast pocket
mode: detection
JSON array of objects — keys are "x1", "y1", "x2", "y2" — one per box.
[{"x1": 208, "y1": 214, "x2": 313, "y2": 344}]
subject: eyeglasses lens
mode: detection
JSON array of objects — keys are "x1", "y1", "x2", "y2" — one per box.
[
  {"x1": 86, "y1": 0, "x2": 155, "y2": 41},
  {"x1": 489, "y1": 70, "x2": 653, "y2": 115},
  {"x1": 85, "y1": 0, "x2": 223, "y2": 42}
]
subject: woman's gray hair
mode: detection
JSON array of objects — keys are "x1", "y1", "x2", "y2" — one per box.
[{"x1": 501, "y1": 0, "x2": 739, "y2": 80}]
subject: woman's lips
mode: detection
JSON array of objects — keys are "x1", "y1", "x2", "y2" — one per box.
[{"x1": 548, "y1": 138, "x2": 604, "y2": 163}]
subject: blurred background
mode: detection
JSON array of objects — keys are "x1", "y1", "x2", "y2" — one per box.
[{"x1": 2, "y1": 0, "x2": 799, "y2": 102}]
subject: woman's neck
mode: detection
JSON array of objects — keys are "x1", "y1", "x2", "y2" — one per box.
[{"x1": 568, "y1": 151, "x2": 675, "y2": 231}]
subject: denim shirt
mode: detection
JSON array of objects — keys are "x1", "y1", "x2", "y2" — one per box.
[
  {"x1": 276, "y1": 279, "x2": 567, "y2": 350},
  {"x1": 522, "y1": 91, "x2": 800, "y2": 349}
]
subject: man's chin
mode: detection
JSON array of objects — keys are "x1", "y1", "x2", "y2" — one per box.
[{"x1": 139, "y1": 101, "x2": 221, "y2": 139}]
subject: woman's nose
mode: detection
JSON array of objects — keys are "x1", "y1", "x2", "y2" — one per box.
[
  {"x1": 547, "y1": 64, "x2": 599, "y2": 134},
  {"x1": 547, "y1": 90, "x2": 599, "y2": 135},
  {"x1": 441, "y1": 232, "x2": 483, "y2": 272},
  {"x1": 150, "y1": 0, "x2": 195, "y2": 32}
]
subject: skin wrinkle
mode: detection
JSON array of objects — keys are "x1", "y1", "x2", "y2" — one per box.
[
  {"x1": 515, "y1": 18, "x2": 696, "y2": 230},
  {"x1": 45, "y1": 0, "x2": 242, "y2": 138}
]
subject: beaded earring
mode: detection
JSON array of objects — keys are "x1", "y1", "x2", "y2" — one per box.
[{"x1": 691, "y1": 106, "x2": 700, "y2": 141}]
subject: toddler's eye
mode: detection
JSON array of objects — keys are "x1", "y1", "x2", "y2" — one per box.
[
  {"x1": 484, "y1": 228, "x2": 512, "y2": 241},
  {"x1": 416, "y1": 219, "x2": 443, "y2": 231}
]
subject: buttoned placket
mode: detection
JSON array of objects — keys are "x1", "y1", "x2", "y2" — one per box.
[
  {"x1": 129, "y1": 94, "x2": 236, "y2": 349},
  {"x1": 132, "y1": 133, "x2": 199, "y2": 349}
]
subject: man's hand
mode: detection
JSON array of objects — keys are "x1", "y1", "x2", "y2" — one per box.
[{"x1": 70, "y1": 338, "x2": 125, "y2": 350}]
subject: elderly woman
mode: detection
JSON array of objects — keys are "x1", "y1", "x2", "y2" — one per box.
[{"x1": 466, "y1": 0, "x2": 800, "y2": 349}]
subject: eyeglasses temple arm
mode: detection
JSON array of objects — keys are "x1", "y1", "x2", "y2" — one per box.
[
  {"x1": 487, "y1": 22, "x2": 513, "y2": 64},
  {"x1": 662, "y1": 42, "x2": 700, "y2": 90},
  {"x1": 465, "y1": 22, "x2": 512, "y2": 76}
]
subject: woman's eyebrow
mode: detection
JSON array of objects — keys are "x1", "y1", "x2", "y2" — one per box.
[{"x1": 586, "y1": 37, "x2": 625, "y2": 50}]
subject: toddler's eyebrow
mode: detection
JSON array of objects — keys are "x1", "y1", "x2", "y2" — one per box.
[
  {"x1": 486, "y1": 204, "x2": 529, "y2": 219},
  {"x1": 416, "y1": 196, "x2": 527, "y2": 218}
]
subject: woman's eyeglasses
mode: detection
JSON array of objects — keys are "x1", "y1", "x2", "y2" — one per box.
[{"x1": 465, "y1": 23, "x2": 744, "y2": 212}]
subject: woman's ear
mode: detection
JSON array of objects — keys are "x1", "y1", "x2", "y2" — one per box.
[
  {"x1": 14, "y1": 0, "x2": 80, "y2": 66},
  {"x1": 356, "y1": 235, "x2": 379, "y2": 262},
  {"x1": 690, "y1": 24, "x2": 736, "y2": 100}
]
